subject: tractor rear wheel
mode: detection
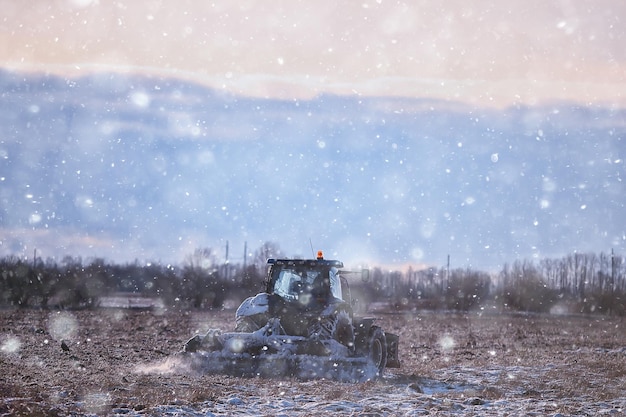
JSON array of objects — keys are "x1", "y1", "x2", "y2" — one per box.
[
  {"x1": 367, "y1": 327, "x2": 387, "y2": 376},
  {"x1": 309, "y1": 310, "x2": 355, "y2": 348}
]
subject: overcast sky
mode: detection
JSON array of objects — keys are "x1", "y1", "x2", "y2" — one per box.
[{"x1": 1, "y1": 1, "x2": 624, "y2": 107}]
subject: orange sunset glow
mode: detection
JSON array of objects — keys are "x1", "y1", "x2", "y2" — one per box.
[{"x1": 1, "y1": 0, "x2": 624, "y2": 107}]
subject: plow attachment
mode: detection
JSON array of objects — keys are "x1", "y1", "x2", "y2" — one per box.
[{"x1": 179, "y1": 327, "x2": 381, "y2": 382}]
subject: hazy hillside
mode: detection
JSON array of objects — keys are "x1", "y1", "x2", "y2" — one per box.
[{"x1": 1, "y1": 69, "x2": 624, "y2": 270}]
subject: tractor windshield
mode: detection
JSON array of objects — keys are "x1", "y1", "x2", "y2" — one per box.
[{"x1": 272, "y1": 267, "x2": 342, "y2": 301}]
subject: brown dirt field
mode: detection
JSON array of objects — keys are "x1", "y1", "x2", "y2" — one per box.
[{"x1": 1, "y1": 307, "x2": 625, "y2": 416}]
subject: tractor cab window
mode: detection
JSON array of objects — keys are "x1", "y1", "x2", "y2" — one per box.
[
  {"x1": 329, "y1": 267, "x2": 342, "y2": 300},
  {"x1": 272, "y1": 268, "x2": 320, "y2": 301},
  {"x1": 272, "y1": 266, "x2": 343, "y2": 302}
]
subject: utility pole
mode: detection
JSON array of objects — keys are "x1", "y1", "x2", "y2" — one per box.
[
  {"x1": 611, "y1": 248, "x2": 615, "y2": 293},
  {"x1": 243, "y1": 241, "x2": 247, "y2": 270},
  {"x1": 224, "y1": 240, "x2": 229, "y2": 281},
  {"x1": 446, "y1": 254, "x2": 450, "y2": 289}
]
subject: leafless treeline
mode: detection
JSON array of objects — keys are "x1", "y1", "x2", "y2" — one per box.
[
  {"x1": 375, "y1": 251, "x2": 625, "y2": 315},
  {"x1": 0, "y1": 246, "x2": 624, "y2": 316},
  {"x1": 0, "y1": 244, "x2": 274, "y2": 310}
]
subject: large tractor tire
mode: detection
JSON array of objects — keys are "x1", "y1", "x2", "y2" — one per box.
[
  {"x1": 367, "y1": 327, "x2": 387, "y2": 376},
  {"x1": 235, "y1": 316, "x2": 260, "y2": 332},
  {"x1": 309, "y1": 310, "x2": 355, "y2": 348}
]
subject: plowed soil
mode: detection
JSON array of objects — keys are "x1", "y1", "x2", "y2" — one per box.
[{"x1": 1, "y1": 307, "x2": 625, "y2": 416}]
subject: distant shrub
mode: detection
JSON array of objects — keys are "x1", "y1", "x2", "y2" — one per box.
[
  {"x1": 444, "y1": 269, "x2": 491, "y2": 311},
  {"x1": 576, "y1": 290, "x2": 626, "y2": 316},
  {"x1": 500, "y1": 275, "x2": 558, "y2": 313}
]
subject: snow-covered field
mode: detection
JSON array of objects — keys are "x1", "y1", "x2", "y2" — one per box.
[
  {"x1": 136, "y1": 351, "x2": 626, "y2": 416},
  {"x1": 138, "y1": 369, "x2": 626, "y2": 417},
  {"x1": 1, "y1": 308, "x2": 625, "y2": 416}
]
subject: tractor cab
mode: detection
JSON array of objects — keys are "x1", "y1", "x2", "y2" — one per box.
[
  {"x1": 266, "y1": 254, "x2": 344, "y2": 308},
  {"x1": 264, "y1": 252, "x2": 351, "y2": 336}
]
